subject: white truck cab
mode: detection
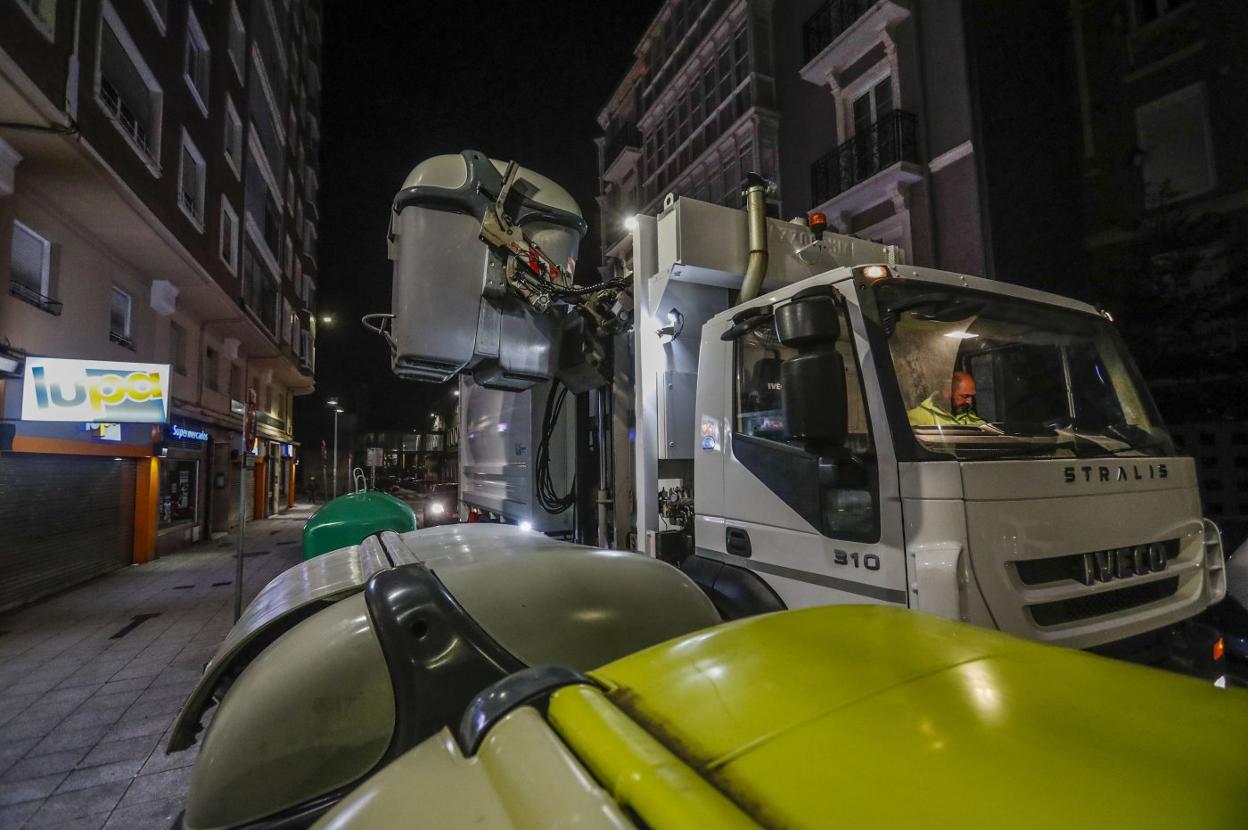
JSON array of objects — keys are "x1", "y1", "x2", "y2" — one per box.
[{"x1": 630, "y1": 195, "x2": 1226, "y2": 668}]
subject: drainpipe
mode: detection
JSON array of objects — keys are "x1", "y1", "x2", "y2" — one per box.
[
  {"x1": 739, "y1": 172, "x2": 773, "y2": 303},
  {"x1": 65, "y1": 0, "x2": 82, "y2": 120}
]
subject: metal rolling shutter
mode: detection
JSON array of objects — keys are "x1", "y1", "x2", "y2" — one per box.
[{"x1": 0, "y1": 454, "x2": 136, "y2": 612}]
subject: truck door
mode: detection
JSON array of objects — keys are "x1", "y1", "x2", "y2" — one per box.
[{"x1": 718, "y1": 288, "x2": 907, "y2": 610}]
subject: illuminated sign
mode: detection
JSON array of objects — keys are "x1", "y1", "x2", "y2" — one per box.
[
  {"x1": 169, "y1": 424, "x2": 209, "y2": 442},
  {"x1": 22, "y1": 358, "x2": 170, "y2": 423}
]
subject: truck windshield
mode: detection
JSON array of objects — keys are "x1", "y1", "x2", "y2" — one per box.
[{"x1": 876, "y1": 282, "x2": 1175, "y2": 460}]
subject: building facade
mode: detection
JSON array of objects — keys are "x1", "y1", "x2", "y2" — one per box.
[
  {"x1": 597, "y1": 0, "x2": 1088, "y2": 284},
  {"x1": 595, "y1": 0, "x2": 782, "y2": 272},
  {"x1": 1068, "y1": 0, "x2": 1248, "y2": 546},
  {"x1": 0, "y1": 0, "x2": 321, "y2": 611}
]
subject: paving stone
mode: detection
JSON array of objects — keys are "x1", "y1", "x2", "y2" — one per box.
[
  {"x1": 0, "y1": 749, "x2": 86, "y2": 785},
  {"x1": 99, "y1": 711, "x2": 176, "y2": 744},
  {"x1": 0, "y1": 799, "x2": 41, "y2": 829},
  {"x1": 77, "y1": 689, "x2": 143, "y2": 714},
  {"x1": 123, "y1": 695, "x2": 186, "y2": 722},
  {"x1": 0, "y1": 771, "x2": 67, "y2": 807},
  {"x1": 77, "y1": 735, "x2": 162, "y2": 769},
  {"x1": 115, "y1": 766, "x2": 193, "y2": 811},
  {"x1": 0, "y1": 713, "x2": 67, "y2": 744},
  {"x1": 101, "y1": 796, "x2": 181, "y2": 830},
  {"x1": 0, "y1": 692, "x2": 41, "y2": 728},
  {"x1": 0, "y1": 739, "x2": 39, "y2": 778},
  {"x1": 57, "y1": 705, "x2": 129, "y2": 733},
  {"x1": 29, "y1": 812, "x2": 110, "y2": 830},
  {"x1": 56, "y1": 758, "x2": 145, "y2": 795},
  {"x1": 28, "y1": 724, "x2": 110, "y2": 757},
  {"x1": 24, "y1": 780, "x2": 127, "y2": 828},
  {"x1": 93, "y1": 677, "x2": 151, "y2": 699}
]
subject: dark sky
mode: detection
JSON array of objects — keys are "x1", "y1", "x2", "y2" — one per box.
[{"x1": 297, "y1": 0, "x2": 661, "y2": 442}]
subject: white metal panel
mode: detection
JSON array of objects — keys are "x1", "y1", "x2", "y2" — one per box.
[{"x1": 458, "y1": 376, "x2": 572, "y2": 532}]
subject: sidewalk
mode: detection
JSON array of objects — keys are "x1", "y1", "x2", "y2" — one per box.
[{"x1": 0, "y1": 505, "x2": 313, "y2": 830}]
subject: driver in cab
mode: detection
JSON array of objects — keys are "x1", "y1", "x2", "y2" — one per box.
[{"x1": 907, "y1": 370, "x2": 985, "y2": 426}]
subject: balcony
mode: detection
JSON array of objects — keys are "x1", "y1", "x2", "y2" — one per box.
[
  {"x1": 810, "y1": 110, "x2": 921, "y2": 209},
  {"x1": 800, "y1": 0, "x2": 911, "y2": 88},
  {"x1": 601, "y1": 125, "x2": 642, "y2": 185},
  {"x1": 9, "y1": 282, "x2": 62, "y2": 316}
]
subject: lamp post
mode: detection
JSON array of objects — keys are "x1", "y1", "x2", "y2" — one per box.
[{"x1": 326, "y1": 397, "x2": 343, "y2": 498}]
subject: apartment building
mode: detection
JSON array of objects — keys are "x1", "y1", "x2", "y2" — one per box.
[
  {"x1": 598, "y1": 0, "x2": 1086, "y2": 284},
  {"x1": 1068, "y1": 0, "x2": 1248, "y2": 545},
  {"x1": 595, "y1": 0, "x2": 781, "y2": 271},
  {"x1": 0, "y1": 0, "x2": 321, "y2": 611}
]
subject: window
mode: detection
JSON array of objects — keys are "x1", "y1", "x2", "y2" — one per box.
[
  {"x1": 303, "y1": 220, "x2": 316, "y2": 261},
  {"x1": 223, "y1": 96, "x2": 243, "y2": 175},
  {"x1": 243, "y1": 244, "x2": 280, "y2": 335},
  {"x1": 141, "y1": 0, "x2": 167, "y2": 33},
  {"x1": 98, "y1": 4, "x2": 163, "y2": 166},
  {"x1": 158, "y1": 458, "x2": 198, "y2": 528},
  {"x1": 10, "y1": 220, "x2": 54, "y2": 304},
  {"x1": 170, "y1": 321, "x2": 188, "y2": 374},
  {"x1": 229, "y1": 363, "x2": 243, "y2": 400},
  {"x1": 286, "y1": 171, "x2": 295, "y2": 205},
  {"x1": 227, "y1": 2, "x2": 247, "y2": 82},
  {"x1": 110, "y1": 287, "x2": 133, "y2": 347},
  {"x1": 205, "y1": 346, "x2": 220, "y2": 392},
  {"x1": 1131, "y1": 0, "x2": 1188, "y2": 27},
  {"x1": 1136, "y1": 83, "x2": 1216, "y2": 206},
  {"x1": 178, "y1": 131, "x2": 206, "y2": 228},
  {"x1": 219, "y1": 199, "x2": 240, "y2": 273},
  {"x1": 734, "y1": 298, "x2": 878, "y2": 541},
  {"x1": 184, "y1": 7, "x2": 211, "y2": 115},
  {"x1": 14, "y1": 0, "x2": 57, "y2": 38},
  {"x1": 265, "y1": 384, "x2": 273, "y2": 412},
  {"x1": 283, "y1": 235, "x2": 294, "y2": 279},
  {"x1": 852, "y1": 76, "x2": 894, "y2": 136}
]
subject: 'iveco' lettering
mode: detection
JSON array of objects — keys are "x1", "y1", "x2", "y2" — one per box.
[{"x1": 1063, "y1": 463, "x2": 1169, "y2": 483}]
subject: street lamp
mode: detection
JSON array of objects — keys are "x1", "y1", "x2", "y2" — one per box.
[
  {"x1": 326, "y1": 398, "x2": 345, "y2": 498},
  {"x1": 320, "y1": 314, "x2": 335, "y2": 325}
]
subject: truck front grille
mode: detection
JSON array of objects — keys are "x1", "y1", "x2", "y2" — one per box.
[
  {"x1": 1028, "y1": 577, "x2": 1180, "y2": 627},
  {"x1": 1015, "y1": 539, "x2": 1180, "y2": 587}
]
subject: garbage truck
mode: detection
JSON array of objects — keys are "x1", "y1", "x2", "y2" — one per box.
[
  {"x1": 378, "y1": 150, "x2": 1228, "y2": 674},
  {"x1": 163, "y1": 150, "x2": 1230, "y2": 828}
]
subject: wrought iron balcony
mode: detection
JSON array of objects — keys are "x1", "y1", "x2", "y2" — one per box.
[
  {"x1": 803, "y1": 0, "x2": 876, "y2": 63},
  {"x1": 810, "y1": 110, "x2": 919, "y2": 206},
  {"x1": 9, "y1": 282, "x2": 63, "y2": 316},
  {"x1": 602, "y1": 125, "x2": 642, "y2": 168}
]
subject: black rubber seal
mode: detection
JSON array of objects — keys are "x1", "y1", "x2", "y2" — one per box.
[
  {"x1": 455, "y1": 665, "x2": 596, "y2": 756},
  {"x1": 365, "y1": 563, "x2": 525, "y2": 764}
]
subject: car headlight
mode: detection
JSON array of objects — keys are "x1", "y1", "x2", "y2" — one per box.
[{"x1": 429, "y1": 501, "x2": 445, "y2": 516}]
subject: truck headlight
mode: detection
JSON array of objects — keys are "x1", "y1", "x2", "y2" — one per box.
[{"x1": 430, "y1": 501, "x2": 445, "y2": 516}]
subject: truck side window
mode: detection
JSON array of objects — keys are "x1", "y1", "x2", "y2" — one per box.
[{"x1": 734, "y1": 306, "x2": 878, "y2": 541}]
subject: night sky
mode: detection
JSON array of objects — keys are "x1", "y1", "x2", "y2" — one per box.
[{"x1": 297, "y1": 0, "x2": 662, "y2": 442}]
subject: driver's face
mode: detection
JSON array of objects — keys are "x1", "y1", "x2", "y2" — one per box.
[{"x1": 951, "y1": 376, "x2": 976, "y2": 411}]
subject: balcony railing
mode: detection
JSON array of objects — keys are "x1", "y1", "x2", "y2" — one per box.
[
  {"x1": 602, "y1": 125, "x2": 642, "y2": 169},
  {"x1": 9, "y1": 282, "x2": 63, "y2": 316},
  {"x1": 803, "y1": 0, "x2": 876, "y2": 63},
  {"x1": 99, "y1": 77, "x2": 153, "y2": 158},
  {"x1": 810, "y1": 110, "x2": 919, "y2": 205}
]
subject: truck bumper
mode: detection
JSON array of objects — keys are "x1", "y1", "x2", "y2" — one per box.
[{"x1": 1089, "y1": 619, "x2": 1226, "y2": 684}]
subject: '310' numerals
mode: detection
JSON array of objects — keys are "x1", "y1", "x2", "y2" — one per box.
[{"x1": 833, "y1": 550, "x2": 880, "y2": 571}]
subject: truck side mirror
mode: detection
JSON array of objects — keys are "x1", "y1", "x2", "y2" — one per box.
[
  {"x1": 775, "y1": 295, "x2": 840, "y2": 347},
  {"x1": 782, "y1": 350, "x2": 848, "y2": 446}
]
